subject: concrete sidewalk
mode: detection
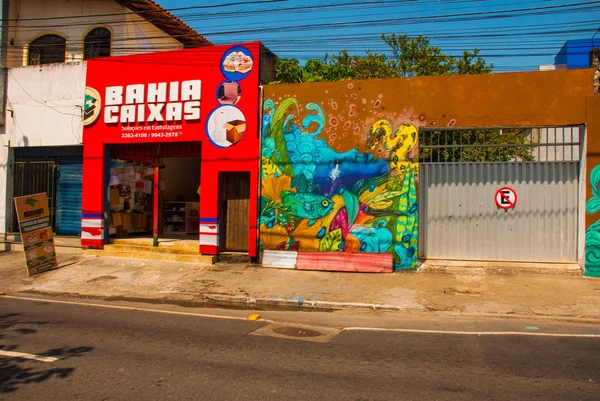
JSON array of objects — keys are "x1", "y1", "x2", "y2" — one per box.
[{"x1": 1, "y1": 251, "x2": 600, "y2": 322}]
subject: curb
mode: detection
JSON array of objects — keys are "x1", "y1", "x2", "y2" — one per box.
[
  {"x1": 419, "y1": 262, "x2": 583, "y2": 276},
  {"x1": 5, "y1": 289, "x2": 600, "y2": 324},
  {"x1": 202, "y1": 294, "x2": 600, "y2": 323},
  {"x1": 203, "y1": 293, "x2": 412, "y2": 312},
  {"x1": 435, "y1": 311, "x2": 600, "y2": 325}
]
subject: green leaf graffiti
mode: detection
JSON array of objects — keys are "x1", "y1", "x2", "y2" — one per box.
[
  {"x1": 268, "y1": 98, "x2": 299, "y2": 178},
  {"x1": 319, "y1": 229, "x2": 343, "y2": 252},
  {"x1": 586, "y1": 164, "x2": 600, "y2": 277},
  {"x1": 588, "y1": 165, "x2": 600, "y2": 214},
  {"x1": 342, "y1": 191, "x2": 359, "y2": 226},
  {"x1": 369, "y1": 190, "x2": 408, "y2": 205}
]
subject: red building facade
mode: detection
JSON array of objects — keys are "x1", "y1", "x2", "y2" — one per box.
[{"x1": 81, "y1": 42, "x2": 261, "y2": 257}]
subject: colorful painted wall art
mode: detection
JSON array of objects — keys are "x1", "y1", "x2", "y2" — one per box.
[
  {"x1": 259, "y1": 87, "x2": 420, "y2": 270},
  {"x1": 585, "y1": 164, "x2": 600, "y2": 277}
]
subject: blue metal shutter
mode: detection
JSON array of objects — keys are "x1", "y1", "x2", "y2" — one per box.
[{"x1": 56, "y1": 164, "x2": 83, "y2": 236}]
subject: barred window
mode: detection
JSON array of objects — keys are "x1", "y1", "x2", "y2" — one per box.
[
  {"x1": 419, "y1": 127, "x2": 580, "y2": 163},
  {"x1": 28, "y1": 35, "x2": 66, "y2": 65},
  {"x1": 84, "y1": 28, "x2": 111, "y2": 60}
]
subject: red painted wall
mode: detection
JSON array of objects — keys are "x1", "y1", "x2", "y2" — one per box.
[{"x1": 82, "y1": 42, "x2": 261, "y2": 256}]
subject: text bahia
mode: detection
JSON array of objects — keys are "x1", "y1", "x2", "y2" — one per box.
[{"x1": 104, "y1": 81, "x2": 201, "y2": 124}]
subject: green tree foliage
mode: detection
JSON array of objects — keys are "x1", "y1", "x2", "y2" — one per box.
[
  {"x1": 273, "y1": 50, "x2": 396, "y2": 83},
  {"x1": 271, "y1": 34, "x2": 492, "y2": 84},
  {"x1": 272, "y1": 58, "x2": 304, "y2": 84},
  {"x1": 381, "y1": 34, "x2": 492, "y2": 77}
]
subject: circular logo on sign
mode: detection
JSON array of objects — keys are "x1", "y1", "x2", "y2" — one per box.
[
  {"x1": 495, "y1": 187, "x2": 518, "y2": 209},
  {"x1": 83, "y1": 87, "x2": 101, "y2": 126},
  {"x1": 217, "y1": 80, "x2": 242, "y2": 106},
  {"x1": 220, "y1": 46, "x2": 254, "y2": 81},
  {"x1": 206, "y1": 105, "x2": 246, "y2": 148}
]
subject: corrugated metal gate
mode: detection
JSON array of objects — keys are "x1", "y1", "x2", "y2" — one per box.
[
  {"x1": 419, "y1": 126, "x2": 582, "y2": 263},
  {"x1": 9, "y1": 146, "x2": 84, "y2": 235},
  {"x1": 56, "y1": 164, "x2": 83, "y2": 236}
]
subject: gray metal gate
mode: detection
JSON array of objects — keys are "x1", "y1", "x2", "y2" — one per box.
[
  {"x1": 10, "y1": 161, "x2": 56, "y2": 233},
  {"x1": 419, "y1": 126, "x2": 582, "y2": 263}
]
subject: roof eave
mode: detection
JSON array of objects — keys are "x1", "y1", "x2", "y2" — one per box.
[{"x1": 114, "y1": 0, "x2": 213, "y2": 48}]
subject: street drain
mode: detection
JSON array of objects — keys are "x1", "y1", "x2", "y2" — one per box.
[
  {"x1": 272, "y1": 327, "x2": 324, "y2": 338},
  {"x1": 87, "y1": 275, "x2": 117, "y2": 283},
  {"x1": 250, "y1": 323, "x2": 340, "y2": 343}
]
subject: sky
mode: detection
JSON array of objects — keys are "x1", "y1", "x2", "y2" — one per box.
[{"x1": 160, "y1": 0, "x2": 600, "y2": 72}]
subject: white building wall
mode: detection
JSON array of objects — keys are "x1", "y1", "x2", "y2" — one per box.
[
  {"x1": 117, "y1": 11, "x2": 184, "y2": 56},
  {"x1": 0, "y1": 61, "x2": 86, "y2": 232}
]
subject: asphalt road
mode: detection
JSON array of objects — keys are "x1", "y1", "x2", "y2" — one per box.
[{"x1": 1, "y1": 296, "x2": 599, "y2": 401}]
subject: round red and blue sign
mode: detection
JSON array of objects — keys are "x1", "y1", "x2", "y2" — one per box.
[{"x1": 495, "y1": 187, "x2": 518, "y2": 209}]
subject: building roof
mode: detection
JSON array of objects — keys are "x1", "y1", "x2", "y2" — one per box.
[{"x1": 115, "y1": 0, "x2": 212, "y2": 48}]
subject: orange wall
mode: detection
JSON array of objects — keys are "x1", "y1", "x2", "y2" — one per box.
[
  {"x1": 265, "y1": 68, "x2": 594, "y2": 130},
  {"x1": 263, "y1": 68, "x2": 596, "y2": 271}
]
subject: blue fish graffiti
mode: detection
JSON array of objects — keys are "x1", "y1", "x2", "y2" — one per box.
[{"x1": 281, "y1": 191, "x2": 335, "y2": 222}]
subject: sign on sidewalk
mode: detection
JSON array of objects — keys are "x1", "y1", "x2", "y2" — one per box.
[{"x1": 13, "y1": 193, "x2": 58, "y2": 276}]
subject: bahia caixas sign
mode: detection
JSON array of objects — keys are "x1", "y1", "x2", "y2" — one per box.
[
  {"x1": 82, "y1": 43, "x2": 262, "y2": 256},
  {"x1": 83, "y1": 43, "x2": 259, "y2": 145}
]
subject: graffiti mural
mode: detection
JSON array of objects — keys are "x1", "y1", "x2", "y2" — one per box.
[
  {"x1": 259, "y1": 89, "x2": 419, "y2": 270},
  {"x1": 585, "y1": 164, "x2": 600, "y2": 277}
]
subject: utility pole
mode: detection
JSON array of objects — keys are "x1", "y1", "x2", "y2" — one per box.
[
  {"x1": 592, "y1": 28, "x2": 600, "y2": 95},
  {"x1": 0, "y1": 0, "x2": 9, "y2": 128}
]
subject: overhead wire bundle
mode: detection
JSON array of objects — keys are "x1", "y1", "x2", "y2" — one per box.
[{"x1": 1, "y1": 0, "x2": 598, "y2": 71}]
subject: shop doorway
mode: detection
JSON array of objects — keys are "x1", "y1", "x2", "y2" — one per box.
[
  {"x1": 160, "y1": 156, "x2": 200, "y2": 238},
  {"x1": 108, "y1": 142, "x2": 200, "y2": 242},
  {"x1": 221, "y1": 172, "x2": 250, "y2": 252}
]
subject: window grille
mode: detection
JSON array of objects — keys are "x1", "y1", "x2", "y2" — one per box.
[
  {"x1": 418, "y1": 127, "x2": 581, "y2": 163},
  {"x1": 84, "y1": 28, "x2": 111, "y2": 60},
  {"x1": 28, "y1": 35, "x2": 66, "y2": 65}
]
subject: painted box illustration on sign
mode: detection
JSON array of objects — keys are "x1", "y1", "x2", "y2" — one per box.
[
  {"x1": 224, "y1": 119, "x2": 246, "y2": 144},
  {"x1": 219, "y1": 81, "x2": 241, "y2": 105}
]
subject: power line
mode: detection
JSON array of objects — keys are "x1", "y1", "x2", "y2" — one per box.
[
  {"x1": 197, "y1": 2, "x2": 600, "y2": 36},
  {"x1": 0, "y1": 0, "x2": 287, "y2": 22},
  {"x1": 2, "y1": 0, "x2": 597, "y2": 72},
  {"x1": 6, "y1": 0, "x2": 597, "y2": 32}
]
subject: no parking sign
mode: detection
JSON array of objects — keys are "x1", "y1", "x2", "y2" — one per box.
[{"x1": 495, "y1": 187, "x2": 517, "y2": 209}]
